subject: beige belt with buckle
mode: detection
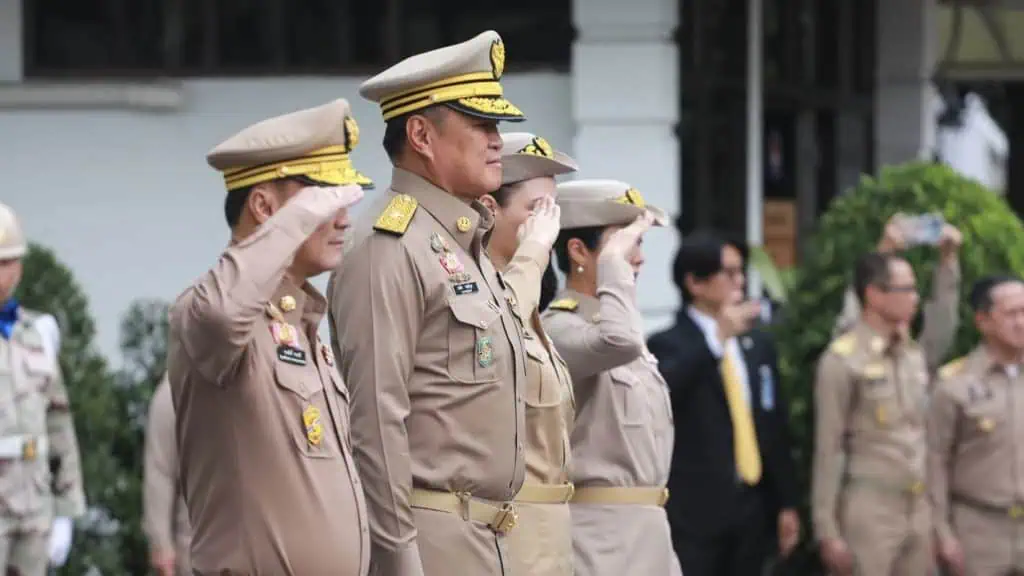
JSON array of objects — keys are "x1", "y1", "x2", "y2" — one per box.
[
  {"x1": 952, "y1": 493, "x2": 1024, "y2": 520},
  {"x1": 410, "y1": 489, "x2": 519, "y2": 535},
  {"x1": 847, "y1": 475, "x2": 926, "y2": 497},
  {"x1": 514, "y1": 483, "x2": 575, "y2": 504},
  {"x1": 571, "y1": 486, "x2": 670, "y2": 507},
  {"x1": 0, "y1": 435, "x2": 48, "y2": 461}
]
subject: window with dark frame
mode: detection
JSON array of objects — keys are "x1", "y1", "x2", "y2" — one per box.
[{"x1": 22, "y1": 0, "x2": 573, "y2": 78}]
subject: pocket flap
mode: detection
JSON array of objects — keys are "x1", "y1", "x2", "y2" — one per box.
[
  {"x1": 609, "y1": 366, "x2": 640, "y2": 387},
  {"x1": 448, "y1": 298, "x2": 500, "y2": 330},
  {"x1": 274, "y1": 359, "x2": 317, "y2": 400}
]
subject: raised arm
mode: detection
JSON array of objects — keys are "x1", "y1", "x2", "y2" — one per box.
[
  {"x1": 171, "y1": 185, "x2": 363, "y2": 385},
  {"x1": 544, "y1": 255, "x2": 644, "y2": 382},
  {"x1": 918, "y1": 259, "x2": 961, "y2": 372},
  {"x1": 330, "y1": 235, "x2": 426, "y2": 576}
]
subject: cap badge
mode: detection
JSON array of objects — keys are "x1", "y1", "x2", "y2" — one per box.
[
  {"x1": 490, "y1": 39, "x2": 506, "y2": 80},
  {"x1": 519, "y1": 137, "x2": 553, "y2": 158},
  {"x1": 344, "y1": 116, "x2": 360, "y2": 151}
]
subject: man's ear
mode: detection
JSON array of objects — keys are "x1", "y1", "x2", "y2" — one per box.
[
  {"x1": 479, "y1": 194, "x2": 499, "y2": 214},
  {"x1": 245, "y1": 183, "x2": 281, "y2": 225},
  {"x1": 405, "y1": 113, "x2": 441, "y2": 162}
]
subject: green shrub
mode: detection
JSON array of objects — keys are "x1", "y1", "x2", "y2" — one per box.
[{"x1": 771, "y1": 162, "x2": 1024, "y2": 573}]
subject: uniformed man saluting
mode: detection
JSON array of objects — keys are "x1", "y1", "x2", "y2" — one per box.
[
  {"x1": 0, "y1": 203, "x2": 85, "y2": 576},
  {"x1": 166, "y1": 99, "x2": 372, "y2": 575},
  {"x1": 328, "y1": 31, "x2": 530, "y2": 576},
  {"x1": 929, "y1": 275, "x2": 1024, "y2": 576}
]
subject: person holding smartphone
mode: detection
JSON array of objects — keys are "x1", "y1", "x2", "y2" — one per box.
[
  {"x1": 647, "y1": 231, "x2": 800, "y2": 576},
  {"x1": 834, "y1": 213, "x2": 963, "y2": 372}
]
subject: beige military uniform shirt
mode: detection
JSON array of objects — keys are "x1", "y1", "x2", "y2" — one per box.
[
  {"x1": 929, "y1": 346, "x2": 1024, "y2": 564},
  {"x1": 0, "y1": 309, "x2": 86, "y2": 531},
  {"x1": 501, "y1": 240, "x2": 575, "y2": 576},
  {"x1": 143, "y1": 374, "x2": 191, "y2": 576},
  {"x1": 834, "y1": 260, "x2": 960, "y2": 372},
  {"x1": 167, "y1": 196, "x2": 369, "y2": 576},
  {"x1": 328, "y1": 167, "x2": 528, "y2": 576},
  {"x1": 541, "y1": 258, "x2": 679, "y2": 576},
  {"x1": 812, "y1": 321, "x2": 930, "y2": 541}
]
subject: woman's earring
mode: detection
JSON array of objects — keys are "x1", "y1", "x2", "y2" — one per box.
[{"x1": 576, "y1": 265, "x2": 584, "y2": 274}]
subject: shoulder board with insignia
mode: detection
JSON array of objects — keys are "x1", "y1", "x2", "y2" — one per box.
[
  {"x1": 829, "y1": 332, "x2": 857, "y2": 357},
  {"x1": 373, "y1": 194, "x2": 418, "y2": 236},
  {"x1": 548, "y1": 298, "x2": 579, "y2": 312},
  {"x1": 939, "y1": 356, "x2": 966, "y2": 380}
]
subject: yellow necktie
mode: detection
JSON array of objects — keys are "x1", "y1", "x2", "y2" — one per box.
[{"x1": 720, "y1": 352, "x2": 762, "y2": 484}]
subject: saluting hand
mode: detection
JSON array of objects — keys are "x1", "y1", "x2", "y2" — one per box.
[
  {"x1": 601, "y1": 211, "x2": 655, "y2": 262},
  {"x1": 293, "y1": 184, "x2": 365, "y2": 220},
  {"x1": 716, "y1": 301, "x2": 761, "y2": 344},
  {"x1": 517, "y1": 195, "x2": 561, "y2": 249}
]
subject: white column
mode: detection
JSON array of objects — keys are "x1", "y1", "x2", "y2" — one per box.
[
  {"x1": 875, "y1": 0, "x2": 938, "y2": 167},
  {"x1": 572, "y1": 0, "x2": 681, "y2": 333},
  {"x1": 0, "y1": 0, "x2": 23, "y2": 82}
]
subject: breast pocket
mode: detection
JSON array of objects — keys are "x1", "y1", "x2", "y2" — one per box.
[
  {"x1": 14, "y1": 352, "x2": 52, "y2": 427},
  {"x1": 274, "y1": 360, "x2": 337, "y2": 460},
  {"x1": 524, "y1": 339, "x2": 562, "y2": 409},
  {"x1": 858, "y1": 375, "x2": 899, "y2": 428},
  {"x1": 963, "y1": 401, "x2": 1004, "y2": 441},
  {"x1": 609, "y1": 367, "x2": 646, "y2": 427},
  {"x1": 447, "y1": 297, "x2": 502, "y2": 384}
]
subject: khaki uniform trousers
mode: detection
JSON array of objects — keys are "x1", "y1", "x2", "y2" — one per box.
[
  {"x1": 839, "y1": 480, "x2": 933, "y2": 575},
  {"x1": 953, "y1": 498, "x2": 1024, "y2": 576}
]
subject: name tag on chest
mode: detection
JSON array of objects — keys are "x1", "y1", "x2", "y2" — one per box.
[
  {"x1": 453, "y1": 281, "x2": 479, "y2": 296},
  {"x1": 277, "y1": 345, "x2": 307, "y2": 366}
]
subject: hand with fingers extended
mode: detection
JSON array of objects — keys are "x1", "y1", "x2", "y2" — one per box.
[{"x1": 517, "y1": 196, "x2": 562, "y2": 250}]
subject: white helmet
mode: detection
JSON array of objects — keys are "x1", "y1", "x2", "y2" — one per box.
[{"x1": 0, "y1": 203, "x2": 27, "y2": 260}]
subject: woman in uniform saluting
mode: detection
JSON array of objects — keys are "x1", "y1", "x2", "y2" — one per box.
[
  {"x1": 478, "y1": 132, "x2": 577, "y2": 575},
  {"x1": 540, "y1": 181, "x2": 682, "y2": 576}
]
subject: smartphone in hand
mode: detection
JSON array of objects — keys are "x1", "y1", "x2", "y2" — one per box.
[{"x1": 901, "y1": 213, "x2": 944, "y2": 247}]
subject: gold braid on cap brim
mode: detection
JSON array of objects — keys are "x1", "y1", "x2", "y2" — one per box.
[
  {"x1": 614, "y1": 187, "x2": 646, "y2": 208},
  {"x1": 378, "y1": 72, "x2": 525, "y2": 122},
  {"x1": 517, "y1": 137, "x2": 554, "y2": 158},
  {"x1": 222, "y1": 145, "x2": 374, "y2": 192}
]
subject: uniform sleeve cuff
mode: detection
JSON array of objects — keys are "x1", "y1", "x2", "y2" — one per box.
[{"x1": 514, "y1": 240, "x2": 552, "y2": 270}]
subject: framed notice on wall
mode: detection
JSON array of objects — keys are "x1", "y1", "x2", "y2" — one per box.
[{"x1": 763, "y1": 199, "x2": 797, "y2": 268}]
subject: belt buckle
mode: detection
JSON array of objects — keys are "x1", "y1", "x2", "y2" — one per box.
[
  {"x1": 22, "y1": 438, "x2": 36, "y2": 461},
  {"x1": 659, "y1": 488, "x2": 671, "y2": 506},
  {"x1": 1010, "y1": 505, "x2": 1024, "y2": 519},
  {"x1": 909, "y1": 481, "x2": 925, "y2": 497},
  {"x1": 564, "y1": 483, "x2": 576, "y2": 503},
  {"x1": 491, "y1": 502, "x2": 518, "y2": 535}
]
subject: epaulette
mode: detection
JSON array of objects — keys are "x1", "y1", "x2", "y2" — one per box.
[
  {"x1": 829, "y1": 332, "x2": 856, "y2": 357},
  {"x1": 373, "y1": 194, "x2": 418, "y2": 236},
  {"x1": 939, "y1": 356, "x2": 966, "y2": 380},
  {"x1": 548, "y1": 298, "x2": 579, "y2": 312}
]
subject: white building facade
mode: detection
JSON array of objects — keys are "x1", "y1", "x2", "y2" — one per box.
[{"x1": 0, "y1": 0, "x2": 992, "y2": 361}]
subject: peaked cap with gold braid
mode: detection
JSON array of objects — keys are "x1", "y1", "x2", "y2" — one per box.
[
  {"x1": 556, "y1": 179, "x2": 669, "y2": 229},
  {"x1": 207, "y1": 98, "x2": 373, "y2": 192},
  {"x1": 359, "y1": 30, "x2": 526, "y2": 123},
  {"x1": 499, "y1": 132, "x2": 577, "y2": 185}
]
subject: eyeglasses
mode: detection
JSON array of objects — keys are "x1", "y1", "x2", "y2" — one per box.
[
  {"x1": 881, "y1": 284, "x2": 917, "y2": 294},
  {"x1": 720, "y1": 266, "x2": 745, "y2": 279}
]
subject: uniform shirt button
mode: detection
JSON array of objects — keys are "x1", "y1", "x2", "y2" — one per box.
[{"x1": 517, "y1": 442, "x2": 523, "y2": 451}]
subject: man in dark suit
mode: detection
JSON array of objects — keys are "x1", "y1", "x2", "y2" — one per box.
[{"x1": 648, "y1": 231, "x2": 800, "y2": 576}]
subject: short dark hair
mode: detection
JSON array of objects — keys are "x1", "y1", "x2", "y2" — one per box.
[
  {"x1": 224, "y1": 186, "x2": 253, "y2": 227},
  {"x1": 970, "y1": 274, "x2": 1024, "y2": 312},
  {"x1": 672, "y1": 230, "x2": 745, "y2": 303},
  {"x1": 853, "y1": 251, "x2": 903, "y2": 304},
  {"x1": 382, "y1": 106, "x2": 447, "y2": 163}
]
